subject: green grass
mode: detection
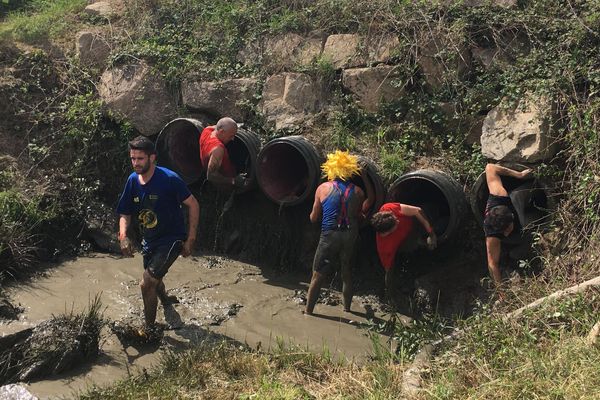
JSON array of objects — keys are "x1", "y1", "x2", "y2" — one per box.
[
  {"x1": 422, "y1": 292, "x2": 600, "y2": 399},
  {"x1": 0, "y1": 0, "x2": 87, "y2": 43}
]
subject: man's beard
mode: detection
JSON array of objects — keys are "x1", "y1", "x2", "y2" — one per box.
[{"x1": 135, "y1": 163, "x2": 150, "y2": 175}]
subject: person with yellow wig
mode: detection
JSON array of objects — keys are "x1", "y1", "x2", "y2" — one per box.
[{"x1": 304, "y1": 151, "x2": 371, "y2": 315}]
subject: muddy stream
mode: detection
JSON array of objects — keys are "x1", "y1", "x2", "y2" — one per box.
[{"x1": 1, "y1": 253, "x2": 393, "y2": 399}]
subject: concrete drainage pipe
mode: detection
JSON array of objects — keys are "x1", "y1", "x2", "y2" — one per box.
[
  {"x1": 256, "y1": 136, "x2": 323, "y2": 207},
  {"x1": 387, "y1": 170, "x2": 468, "y2": 244}
]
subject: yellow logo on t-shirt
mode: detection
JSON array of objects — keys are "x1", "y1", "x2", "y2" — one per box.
[{"x1": 139, "y1": 209, "x2": 158, "y2": 229}]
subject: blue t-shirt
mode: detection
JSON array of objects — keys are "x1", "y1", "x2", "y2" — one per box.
[{"x1": 116, "y1": 166, "x2": 191, "y2": 251}]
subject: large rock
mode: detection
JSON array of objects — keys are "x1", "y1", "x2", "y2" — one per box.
[
  {"x1": 259, "y1": 73, "x2": 326, "y2": 131},
  {"x1": 342, "y1": 65, "x2": 403, "y2": 112},
  {"x1": 264, "y1": 33, "x2": 323, "y2": 71},
  {"x1": 0, "y1": 384, "x2": 38, "y2": 400},
  {"x1": 83, "y1": 203, "x2": 121, "y2": 254},
  {"x1": 84, "y1": 1, "x2": 115, "y2": 19},
  {"x1": 417, "y1": 30, "x2": 471, "y2": 90},
  {"x1": 322, "y1": 34, "x2": 363, "y2": 69},
  {"x1": 364, "y1": 34, "x2": 400, "y2": 64},
  {"x1": 181, "y1": 77, "x2": 260, "y2": 121},
  {"x1": 238, "y1": 33, "x2": 323, "y2": 71},
  {"x1": 76, "y1": 30, "x2": 111, "y2": 69},
  {"x1": 472, "y1": 32, "x2": 529, "y2": 70},
  {"x1": 98, "y1": 62, "x2": 178, "y2": 136},
  {"x1": 481, "y1": 95, "x2": 558, "y2": 162}
]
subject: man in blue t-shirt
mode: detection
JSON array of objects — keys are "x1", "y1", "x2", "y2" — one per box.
[{"x1": 117, "y1": 136, "x2": 199, "y2": 335}]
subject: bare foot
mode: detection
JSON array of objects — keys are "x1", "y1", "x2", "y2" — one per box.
[{"x1": 302, "y1": 310, "x2": 313, "y2": 316}]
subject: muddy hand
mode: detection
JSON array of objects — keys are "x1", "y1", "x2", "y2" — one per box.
[
  {"x1": 520, "y1": 168, "x2": 533, "y2": 179},
  {"x1": 233, "y1": 173, "x2": 248, "y2": 190},
  {"x1": 119, "y1": 237, "x2": 134, "y2": 257},
  {"x1": 426, "y1": 233, "x2": 437, "y2": 250},
  {"x1": 181, "y1": 238, "x2": 195, "y2": 257}
]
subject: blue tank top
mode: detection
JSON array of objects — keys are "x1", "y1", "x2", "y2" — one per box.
[{"x1": 321, "y1": 180, "x2": 355, "y2": 232}]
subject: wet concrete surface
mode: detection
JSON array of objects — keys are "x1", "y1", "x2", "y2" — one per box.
[{"x1": 0, "y1": 253, "x2": 392, "y2": 399}]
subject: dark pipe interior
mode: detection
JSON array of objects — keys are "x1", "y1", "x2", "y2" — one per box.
[
  {"x1": 226, "y1": 138, "x2": 250, "y2": 175},
  {"x1": 157, "y1": 121, "x2": 202, "y2": 180},
  {"x1": 388, "y1": 178, "x2": 450, "y2": 235},
  {"x1": 348, "y1": 174, "x2": 376, "y2": 213},
  {"x1": 258, "y1": 143, "x2": 309, "y2": 202}
]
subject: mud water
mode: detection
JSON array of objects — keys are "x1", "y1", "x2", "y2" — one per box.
[{"x1": 0, "y1": 253, "x2": 391, "y2": 399}]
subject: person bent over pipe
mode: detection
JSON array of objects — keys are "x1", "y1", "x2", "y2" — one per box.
[
  {"x1": 371, "y1": 203, "x2": 437, "y2": 310},
  {"x1": 199, "y1": 117, "x2": 249, "y2": 191},
  {"x1": 483, "y1": 163, "x2": 532, "y2": 292},
  {"x1": 117, "y1": 136, "x2": 199, "y2": 339},
  {"x1": 304, "y1": 151, "x2": 370, "y2": 315}
]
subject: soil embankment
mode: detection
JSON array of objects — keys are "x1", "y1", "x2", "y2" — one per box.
[{"x1": 0, "y1": 253, "x2": 390, "y2": 398}]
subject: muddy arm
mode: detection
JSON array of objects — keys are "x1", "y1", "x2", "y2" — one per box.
[
  {"x1": 486, "y1": 236, "x2": 503, "y2": 286},
  {"x1": 360, "y1": 168, "x2": 375, "y2": 215},
  {"x1": 310, "y1": 185, "x2": 324, "y2": 223},
  {"x1": 118, "y1": 214, "x2": 133, "y2": 257},
  {"x1": 118, "y1": 214, "x2": 130, "y2": 241},
  {"x1": 181, "y1": 194, "x2": 199, "y2": 257},
  {"x1": 207, "y1": 147, "x2": 236, "y2": 187},
  {"x1": 485, "y1": 163, "x2": 532, "y2": 197},
  {"x1": 401, "y1": 204, "x2": 437, "y2": 249}
]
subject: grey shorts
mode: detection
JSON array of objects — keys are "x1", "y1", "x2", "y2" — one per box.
[
  {"x1": 142, "y1": 240, "x2": 183, "y2": 279},
  {"x1": 312, "y1": 229, "x2": 358, "y2": 275}
]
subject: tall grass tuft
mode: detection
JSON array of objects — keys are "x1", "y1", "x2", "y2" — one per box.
[{"x1": 0, "y1": 0, "x2": 87, "y2": 43}]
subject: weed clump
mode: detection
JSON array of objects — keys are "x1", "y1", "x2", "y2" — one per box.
[{"x1": 0, "y1": 296, "x2": 104, "y2": 384}]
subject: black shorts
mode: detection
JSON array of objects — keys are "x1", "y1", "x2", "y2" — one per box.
[
  {"x1": 312, "y1": 229, "x2": 358, "y2": 275},
  {"x1": 142, "y1": 240, "x2": 183, "y2": 279}
]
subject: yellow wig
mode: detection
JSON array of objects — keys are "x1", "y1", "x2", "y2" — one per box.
[{"x1": 321, "y1": 150, "x2": 360, "y2": 181}]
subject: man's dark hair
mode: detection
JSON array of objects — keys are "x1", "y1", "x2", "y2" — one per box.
[
  {"x1": 128, "y1": 136, "x2": 156, "y2": 155},
  {"x1": 483, "y1": 205, "x2": 514, "y2": 237},
  {"x1": 371, "y1": 211, "x2": 397, "y2": 233}
]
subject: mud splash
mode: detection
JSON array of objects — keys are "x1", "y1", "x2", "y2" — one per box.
[{"x1": 0, "y1": 253, "x2": 391, "y2": 398}]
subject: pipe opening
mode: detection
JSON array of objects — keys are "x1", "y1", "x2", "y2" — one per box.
[
  {"x1": 346, "y1": 157, "x2": 386, "y2": 216},
  {"x1": 225, "y1": 128, "x2": 261, "y2": 191},
  {"x1": 388, "y1": 178, "x2": 451, "y2": 237},
  {"x1": 258, "y1": 143, "x2": 310, "y2": 204},
  {"x1": 156, "y1": 118, "x2": 204, "y2": 184}
]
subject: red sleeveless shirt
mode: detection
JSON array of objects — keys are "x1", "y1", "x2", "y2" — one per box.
[
  {"x1": 199, "y1": 126, "x2": 236, "y2": 178},
  {"x1": 375, "y1": 203, "x2": 414, "y2": 270}
]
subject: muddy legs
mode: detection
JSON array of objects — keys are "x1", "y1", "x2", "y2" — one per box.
[
  {"x1": 140, "y1": 270, "x2": 160, "y2": 327},
  {"x1": 305, "y1": 271, "x2": 325, "y2": 315},
  {"x1": 341, "y1": 263, "x2": 353, "y2": 312},
  {"x1": 385, "y1": 268, "x2": 401, "y2": 311},
  {"x1": 157, "y1": 280, "x2": 178, "y2": 305}
]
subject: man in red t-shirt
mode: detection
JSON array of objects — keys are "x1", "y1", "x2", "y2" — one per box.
[
  {"x1": 199, "y1": 117, "x2": 248, "y2": 190},
  {"x1": 371, "y1": 203, "x2": 437, "y2": 309}
]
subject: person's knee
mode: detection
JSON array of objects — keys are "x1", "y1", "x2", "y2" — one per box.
[{"x1": 141, "y1": 271, "x2": 159, "y2": 293}]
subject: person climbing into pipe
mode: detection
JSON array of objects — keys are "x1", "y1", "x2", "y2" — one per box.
[
  {"x1": 304, "y1": 151, "x2": 372, "y2": 316},
  {"x1": 483, "y1": 163, "x2": 533, "y2": 291},
  {"x1": 370, "y1": 203, "x2": 437, "y2": 310},
  {"x1": 199, "y1": 117, "x2": 249, "y2": 191},
  {"x1": 117, "y1": 136, "x2": 200, "y2": 340}
]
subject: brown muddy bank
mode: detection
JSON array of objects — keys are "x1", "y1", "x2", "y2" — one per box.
[{"x1": 0, "y1": 253, "x2": 391, "y2": 399}]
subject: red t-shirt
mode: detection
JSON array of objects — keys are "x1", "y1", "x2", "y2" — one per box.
[
  {"x1": 375, "y1": 203, "x2": 414, "y2": 271},
  {"x1": 199, "y1": 126, "x2": 236, "y2": 178}
]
